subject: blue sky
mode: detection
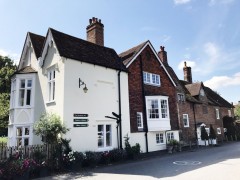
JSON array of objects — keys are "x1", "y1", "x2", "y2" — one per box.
[{"x1": 0, "y1": 0, "x2": 239, "y2": 104}]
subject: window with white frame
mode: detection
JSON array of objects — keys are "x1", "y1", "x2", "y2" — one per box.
[
  {"x1": 183, "y1": 114, "x2": 189, "y2": 127},
  {"x1": 137, "y1": 112, "x2": 143, "y2": 129},
  {"x1": 18, "y1": 79, "x2": 32, "y2": 106},
  {"x1": 156, "y1": 133, "x2": 164, "y2": 144},
  {"x1": 98, "y1": 124, "x2": 112, "y2": 149},
  {"x1": 177, "y1": 93, "x2": 185, "y2": 102},
  {"x1": 228, "y1": 110, "x2": 232, "y2": 117},
  {"x1": 48, "y1": 69, "x2": 55, "y2": 102},
  {"x1": 10, "y1": 79, "x2": 16, "y2": 108},
  {"x1": 16, "y1": 126, "x2": 30, "y2": 146},
  {"x1": 143, "y1": 72, "x2": 160, "y2": 86},
  {"x1": 217, "y1": 128, "x2": 221, "y2": 134},
  {"x1": 167, "y1": 132, "x2": 174, "y2": 142},
  {"x1": 216, "y1": 108, "x2": 220, "y2": 119},
  {"x1": 146, "y1": 96, "x2": 169, "y2": 120}
]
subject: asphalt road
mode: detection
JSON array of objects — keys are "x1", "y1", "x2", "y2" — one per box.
[{"x1": 38, "y1": 142, "x2": 240, "y2": 180}]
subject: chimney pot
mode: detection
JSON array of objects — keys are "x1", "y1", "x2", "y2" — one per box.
[
  {"x1": 183, "y1": 61, "x2": 192, "y2": 83},
  {"x1": 158, "y1": 45, "x2": 168, "y2": 65},
  {"x1": 86, "y1": 17, "x2": 104, "y2": 46}
]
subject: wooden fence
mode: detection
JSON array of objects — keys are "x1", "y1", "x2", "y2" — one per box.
[{"x1": 0, "y1": 143, "x2": 56, "y2": 161}]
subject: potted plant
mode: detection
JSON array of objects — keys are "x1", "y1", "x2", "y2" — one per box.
[{"x1": 167, "y1": 139, "x2": 178, "y2": 153}]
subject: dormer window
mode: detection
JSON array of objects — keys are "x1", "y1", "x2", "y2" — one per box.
[{"x1": 177, "y1": 93, "x2": 185, "y2": 102}]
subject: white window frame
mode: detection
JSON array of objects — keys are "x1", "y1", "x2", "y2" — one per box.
[
  {"x1": 183, "y1": 114, "x2": 189, "y2": 127},
  {"x1": 10, "y1": 79, "x2": 16, "y2": 109},
  {"x1": 177, "y1": 93, "x2": 185, "y2": 102},
  {"x1": 156, "y1": 133, "x2": 164, "y2": 144},
  {"x1": 228, "y1": 110, "x2": 232, "y2": 117},
  {"x1": 137, "y1": 112, "x2": 143, "y2": 129},
  {"x1": 216, "y1": 108, "x2": 220, "y2": 119},
  {"x1": 143, "y1": 71, "x2": 160, "y2": 86},
  {"x1": 47, "y1": 69, "x2": 55, "y2": 102},
  {"x1": 16, "y1": 126, "x2": 30, "y2": 147},
  {"x1": 146, "y1": 96, "x2": 169, "y2": 120},
  {"x1": 98, "y1": 124, "x2": 112, "y2": 150},
  {"x1": 18, "y1": 78, "x2": 32, "y2": 107},
  {"x1": 217, "y1": 128, "x2": 221, "y2": 134}
]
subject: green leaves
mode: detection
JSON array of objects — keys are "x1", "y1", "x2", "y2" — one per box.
[{"x1": 34, "y1": 113, "x2": 69, "y2": 144}]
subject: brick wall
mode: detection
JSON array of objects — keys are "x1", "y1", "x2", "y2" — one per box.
[{"x1": 127, "y1": 45, "x2": 178, "y2": 132}]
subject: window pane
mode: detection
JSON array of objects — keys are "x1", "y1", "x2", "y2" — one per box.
[
  {"x1": 20, "y1": 80, "x2": 25, "y2": 88},
  {"x1": 156, "y1": 75, "x2": 160, "y2": 85},
  {"x1": 26, "y1": 90, "x2": 31, "y2": 105},
  {"x1": 156, "y1": 134, "x2": 160, "y2": 144},
  {"x1": 24, "y1": 138, "x2": 29, "y2": 146},
  {"x1": 152, "y1": 74, "x2": 156, "y2": 84},
  {"x1": 143, "y1": 72, "x2": 146, "y2": 83},
  {"x1": 137, "y1": 113, "x2": 143, "y2": 128},
  {"x1": 106, "y1": 125, "x2": 111, "y2": 147},
  {"x1": 17, "y1": 138, "x2": 22, "y2": 146},
  {"x1": 53, "y1": 70, "x2": 55, "y2": 79},
  {"x1": 25, "y1": 127, "x2": 29, "y2": 135},
  {"x1": 98, "y1": 125, "x2": 104, "y2": 147},
  {"x1": 17, "y1": 128, "x2": 22, "y2": 136},
  {"x1": 53, "y1": 81, "x2": 55, "y2": 100},
  {"x1": 48, "y1": 82, "x2": 52, "y2": 101},
  {"x1": 27, "y1": 80, "x2": 32, "y2": 87},
  {"x1": 147, "y1": 73, "x2": 150, "y2": 83},
  {"x1": 19, "y1": 89, "x2": 25, "y2": 106},
  {"x1": 161, "y1": 100, "x2": 168, "y2": 118}
]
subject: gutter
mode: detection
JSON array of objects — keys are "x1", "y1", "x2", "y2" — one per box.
[{"x1": 118, "y1": 70, "x2": 123, "y2": 149}]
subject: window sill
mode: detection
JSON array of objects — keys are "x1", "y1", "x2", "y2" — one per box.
[
  {"x1": 144, "y1": 83, "x2": 161, "y2": 87},
  {"x1": 156, "y1": 143, "x2": 165, "y2": 146},
  {"x1": 46, "y1": 101, "x2": 56, "y2": 106},
  {"x1": 97, "y1": 146, "x2": 113, "y2": 152}
]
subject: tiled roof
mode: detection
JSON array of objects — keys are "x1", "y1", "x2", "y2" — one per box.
[
  {"x1": 204, "y1": 86, "x2": 234, "y2": 108},
  {"x1": 119, "y1": 41, "x2": 148, "y2": 66},
  {"x1": 178, "y1": 80, "x2": 200, "y2": 103},
  {"x1": 29, "y1": 32, "x2": 45, "y2": 58},
  {"x1": 15, "y1": 66, "x2": 37, "y2": 74},
  {"x1": 49, "y1": 28, "x2": 127, "y2": 71},
  {"x1": 185, "y1": 82, "x2": 202, "y2": 96}
]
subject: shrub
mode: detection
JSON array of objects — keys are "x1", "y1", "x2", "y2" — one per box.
[
  {"x1": 124, "y1": 135, "x2": 141, "y2": 159},
  {"x1": 82, "y1": 151, "x2": 101, "y2": 167},
  {"x1": 109, "y1": 148, "x2": 125, "y2": 162}
]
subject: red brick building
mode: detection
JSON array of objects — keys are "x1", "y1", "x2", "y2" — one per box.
[{"x1": 119, "y1": 42, "x2": 179, "y2": 152}]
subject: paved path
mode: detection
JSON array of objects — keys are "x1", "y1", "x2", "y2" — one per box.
[{"x1": 36, "y1": 142, "x2": 240, "y2": 180}]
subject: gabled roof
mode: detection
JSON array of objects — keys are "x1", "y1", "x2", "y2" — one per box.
[
  {"x1": 28, "y1": 32, "x2": 45, "y2": 58},
  {"x1": 178, "y1": 80, "x2": 200, "y2": 103},
  {"x1": 119, "y1": 41, "x2": 148, "y2": 66},
  {"x1": 204, "y1": 86, "x2": 234, "y2": 108},
  {"x1": 15, "y1": 66, "x2": 37, "y2": 74},
  {"x1": 185, "y1": 82, "x2": 202, "y2": 96},
  {"x1": 48, "y1": 28, "x2": 127, "y2": 71},
  {"x1": 119, "y1": 41, "x2": 176, "y2": 87}
]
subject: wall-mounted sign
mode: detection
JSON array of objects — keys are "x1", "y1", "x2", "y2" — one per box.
[
  {"x1": 73, "y1": 124, "x2": 89, "y2": 127},
  {"x1": 73, "y1": 114, "x2": 88, "y2": 117},
  {"x1": 74, "y1": 119, "x2": 89, "y2": 122}
]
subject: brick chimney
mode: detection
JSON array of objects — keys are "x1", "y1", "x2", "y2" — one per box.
[
  {"x1": 183, "y1": 61, "x2": 192, "y2": 83},
  {"x1": 86, "y1": 17, "x2": 104, "y2": 46},
  {"x1": 158, "y1": 46, "x2": 168, "y2": 66}
]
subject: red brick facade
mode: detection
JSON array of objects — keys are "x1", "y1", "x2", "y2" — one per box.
[{"x1": 126, "y1": 45, "x2": 178, "y2": 133}]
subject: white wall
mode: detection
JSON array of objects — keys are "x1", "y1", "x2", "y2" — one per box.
[{"x1": 62, "y1": 59, "x2": 130, "y2": 152}]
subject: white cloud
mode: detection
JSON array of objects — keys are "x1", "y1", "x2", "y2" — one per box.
[
  {"x1": 204, "y1": 72, "x2": 240, "y2": 90},
  {"x1": 0, "y1": 48, "x2": 20, "y2": 64},
  {"x1": 178, "y1": 60, "x2": 198, "y2": 70},
  {"x1": 209, "y1": 0, "x2": 235, "y2": 6},
  {"x1": 174, "y1": 0, "x2": 191, "y2": 5},
  {"x1": 162, "y1": 35, "x2": 171, "y2": 42}
]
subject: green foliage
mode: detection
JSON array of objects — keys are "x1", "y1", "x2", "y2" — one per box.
[
  {"x1": 201, "y1": 126, "x2": 209, "y2": 140},
  {"x1": 124, "y1": 135, "x2": 141, "y2": 159},
  {"x1": 0, "y1": 55, "x2": 16, "y2": 93},
  {"x1": 33, "y1": 113, "x2": 69, "y2": 144},
  {"x1": 209, "y1": 125, "x2": 216, "y2": 139},
  {"x1": 235, "y1": 105, "x2": 240, "y2": 119},
  {"x1": 82, "y1": 151, "x2": 101, "y2": 167},
  {"x1": 0, "y1": 93, "x2": 10, "y2": 135},
  {"x1": 0, "y1": 136, "x2": 7, "y2": 144},
  {"x1": 168, "y1": 139, "x2": 179, "y2": 146}
]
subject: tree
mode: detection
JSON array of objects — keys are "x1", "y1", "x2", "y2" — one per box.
[
  {"x1": 235, "y1": 105, "x2": 240, "y2": 120},
  {"x1": 0, "y1": 55, "x2": 16, "y2": 135},
  {"x1": 0, "y1": 55, "x2": 17, "y2": 93},
  {"x1": 33, "y1": 113, "x2": 69, "y2": 144}
]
